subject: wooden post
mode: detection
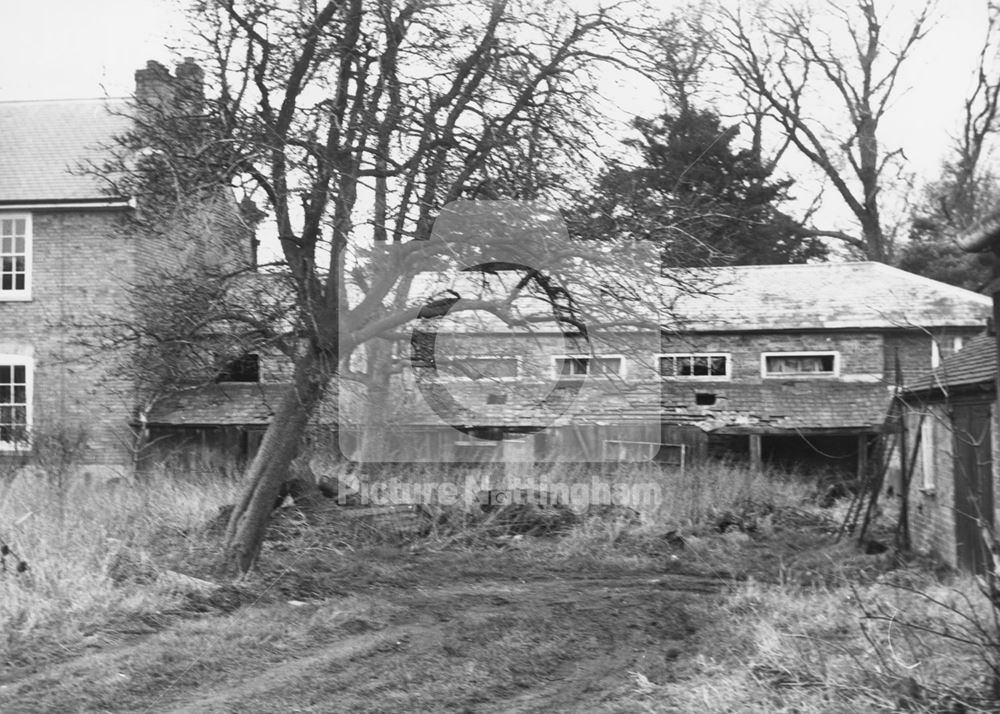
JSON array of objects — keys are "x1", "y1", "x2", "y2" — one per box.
[
  {"x1": 856, "y1": 432, "x2": 868, "y2": 481},
  {"x1": 896, "y1": 348, "x2": 911, "y2": 552},
  {"x1": 749, "y1": 434, "x2": 762, "y2": 473}
]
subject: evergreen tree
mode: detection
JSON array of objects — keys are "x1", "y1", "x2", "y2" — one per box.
[{"x1": 572, "y1": 108, "x2": 826, "y2": 266}]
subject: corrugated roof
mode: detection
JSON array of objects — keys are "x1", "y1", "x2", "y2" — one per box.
[
  {"x1": 0, "y1": 98, "x2": 131, "y2": 203},
  {"x1": 665, "y1": 262, "x2": 991, "y2": 331},
  {"x1": 906, "y1": 334, "x2": 997, "y2": 394}
]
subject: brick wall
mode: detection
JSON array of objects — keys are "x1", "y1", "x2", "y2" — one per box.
[
  {"x1": 0, "y1": 208, "x2": 137, "y2": 471},
  {"x1": 904, "y1": 403, "x2": 959, "y2": 567}
]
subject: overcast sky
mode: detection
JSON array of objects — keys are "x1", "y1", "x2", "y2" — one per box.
[{"x1": 0, "y1": 1, "x2": 990, "y2": 192}]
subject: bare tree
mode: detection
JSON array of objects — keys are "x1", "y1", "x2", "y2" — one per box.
[
  {"x1": 717, "y1": 0, "x2": 935, "y2": 262},
  {"x1": 898, "y1": 0, "x2": 1000, "y2": 289},
  {"x1": 112, "y1": 0, "x2": 686, "y2": 574}
]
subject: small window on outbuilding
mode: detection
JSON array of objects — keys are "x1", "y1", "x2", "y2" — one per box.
[
  {"x1": 217, "y1": 353, "x2": 260, "y2": 383},
  {"x1": 695, "y1": 392, "x2": 716, "y2": 405},
  {"x1": 762, "y1": 352, "x2": 838, "y2": 378}
]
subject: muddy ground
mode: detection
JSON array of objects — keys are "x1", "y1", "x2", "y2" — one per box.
[{"x1": 0, "y1": 502, "x2": 864, "y2": 713}]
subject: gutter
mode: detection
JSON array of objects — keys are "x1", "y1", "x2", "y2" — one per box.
[{"x1": 0, "y1": 198, "x2": 133, "y2": 211}]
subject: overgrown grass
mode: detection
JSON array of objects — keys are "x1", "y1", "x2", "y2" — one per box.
[
  {"x1": 5, "y1": 456, "x2": 988, "y2": 712},
  {"x1": 0, "y1": 468, "x2": 237, "y2": 663},
  {"x1": 613, "y1": 574, "x2": 1000, "y2": 713}
]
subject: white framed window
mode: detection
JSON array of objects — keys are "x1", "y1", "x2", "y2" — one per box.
[
  {"x1": 761, "y1": 351, "x2": 839, "y2": 378},
  {"x1": 659, "y1": 353, "x2": 730, "y2": 380},
  {"x1": 437, "y1": 355, "x2": 519, "y2": 381},
  {"x1": 552, "y1": 355, "x2": 625, "y2": 379},
  {"x1": 0, "y1": 214, "x2": 31, "y2": 300},
  {"x1": 0, "y1": 355, "x2": 31, "y2": 451}
]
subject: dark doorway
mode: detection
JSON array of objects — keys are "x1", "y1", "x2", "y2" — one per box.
[
  {"x1": 760, "y1": 434, "x2": 860, "y2": 475},
  {"x1": 952, "y1": 402, "x2": 994, "y2": 573}
]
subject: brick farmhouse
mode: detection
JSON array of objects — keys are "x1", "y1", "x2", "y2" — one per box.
[{"x1": 0, "y1": 61, "x2": 255, "y2": 477}]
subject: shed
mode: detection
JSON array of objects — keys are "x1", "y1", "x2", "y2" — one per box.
[{"x1": 898, "y1": 334, "x2": 999, "y2": 572}]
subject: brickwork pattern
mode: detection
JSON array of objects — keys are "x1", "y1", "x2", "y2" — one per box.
[{"x1": 0, "y1": 209, "x2": 137, "y2": 468}]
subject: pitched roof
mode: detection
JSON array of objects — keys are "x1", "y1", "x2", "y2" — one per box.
[
  {"x1": 665, "y1": 262, "x2": 991, "y2": 331},
  {"x1": 906, "y1": 334, "x2": 997, "y2": 394},
  {"x1": 0, "y1": 98, "x2": 131, "y2": 204}
]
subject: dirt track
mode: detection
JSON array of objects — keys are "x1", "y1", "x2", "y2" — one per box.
[
  {"x1": 163, "y1": 573, "x2": 720, "y2": 714},
  {"x1": 0, "y1": 569, "x2": 722, "y2": 713}
]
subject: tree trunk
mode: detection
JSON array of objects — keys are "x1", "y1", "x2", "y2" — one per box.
[{"x1": 220, "y1": 345, "x2": 333, "y2": 575}]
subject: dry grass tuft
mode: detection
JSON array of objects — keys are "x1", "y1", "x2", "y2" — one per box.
[{"x1": 0, "y1": 467, "x2": 238, "y2": 663}]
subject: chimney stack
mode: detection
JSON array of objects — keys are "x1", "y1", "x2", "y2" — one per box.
[
  {"x1": 175, "y1": 57, "x2": 205, "y2": 106},
  {"x1": 134, "y1": 58, "x2": 204, "y2": 113},
  {"x1": 134, "y1": 60, "x2": 174, "y2": 108}
]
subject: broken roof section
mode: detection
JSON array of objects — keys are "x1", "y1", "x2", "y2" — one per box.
[
  {"x1": 906, "y1": 334, "x2": 996, "y2": 396},
  {"x1": 664, "y1": 262, "x2": 991, "y2": 332},
  {"x1": 0, "y1": 98, "x2": 131, "y2": 205}
]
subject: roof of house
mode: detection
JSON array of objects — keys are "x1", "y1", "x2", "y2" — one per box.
[
  {"x1": 906, "y1": 334, "x2": 997, "y2": 395},
  {"x1": 0, "y1": 98, "x2": 130, "y2": 204},
  {"x1": 665, "y1": 262, "x2": 991, "y2": 331}
]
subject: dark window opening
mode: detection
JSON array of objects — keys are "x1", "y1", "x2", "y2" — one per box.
[
  {"x1": 695, "y1": 392, "x2": 716, "y2": 405},
  {"x1": 764, "y1": 353, "x2": 836, "y2": 376},
  {"x1": 217, "y1": 353, "x2": 260, "y2": 383},
  {"x1": 660, "y1": 354, "x2": 728, "y2": 378}
]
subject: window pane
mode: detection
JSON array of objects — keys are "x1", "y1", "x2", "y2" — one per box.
[
  {"x1": 710, "y1": 356, "x2": 727, "y2": 376},
  {"x1": 766, "y1": 354, "x2": 834, "y2": 374},
  {"x1": 13, "y1": 366, "x2": 25, "y2": 383},
  {"x1": 596, "y1": 358, "x2": 621, "y2": 374},
  {"x1": 14, "y1": 236, "x2": 24, "y2": 253},
  {"x1": 692, "y1": 356, "x2": 709, "y2": 376},
  {"x1": 0, "y1": 366, "x2": 9, "y2": 383},
  {"x1": 13, "y1": 386, "x2": 25, "y2": 403},
  {"x1": 0, "y1": 386, "x2": 9, "y2": 403},
  {"x1": 558, "y1": 358, "x2": 588, "y2": 375},
  {"x1": 0, "y1": 220, "x2": 10, "y2": 236},
  {"x1": 1, "y1": 237, "x2": 10, "y2": 253},
  {"x1": 13, "y1": 219, "x2": 25, "y2": 235}
]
